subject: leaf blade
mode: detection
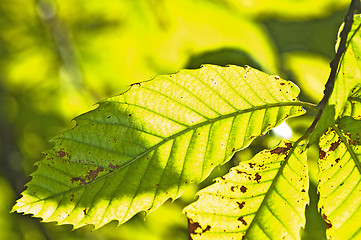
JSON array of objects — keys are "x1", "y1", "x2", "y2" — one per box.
[
  {"x1": 13, "y1": 65, "x2": 305, "y2": 229},
  {"x1": 318, "y1": 118, "x2": 361, "y2": 239},
  {"x1": 330, "y1": 14, "x2": 361, "y2": 119},
  {"x1": 184, "y1": 140, "x2": 309, "y2": 240}
]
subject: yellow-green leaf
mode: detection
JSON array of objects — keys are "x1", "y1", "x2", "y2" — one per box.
[
  {"x1": 318, "y1": 119, "x2": 361, "y2": 239},
  {"x1": 330, "y1": 14, "x2": 361, "y2": 119},
  {"x1": 318, "y1": 84, "x2": 361, "y2": 239},
  {"x1": 341, "y1": 84, "x2": 361, "y2": 118},
  {"x1": 184, "y1": 140, "x2": 309, "y2": 240},
  {"x1": 309, "y1": 15, "x2": 361, "y2": 145},
  {"x1": 13, "y1": 65, "x2": 305, "y2": 229}
]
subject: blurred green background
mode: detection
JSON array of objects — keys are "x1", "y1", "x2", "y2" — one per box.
[{"x1": 0, "y1": 0, "x2": 351, "y2": 239}]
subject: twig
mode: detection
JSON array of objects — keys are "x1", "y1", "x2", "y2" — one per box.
[
  {"x1": 318, "y1": 0, "x2": 361, "y2": 109},
  {"x1": 299, "y1": 0, "x2": 361, "y2": 141}
]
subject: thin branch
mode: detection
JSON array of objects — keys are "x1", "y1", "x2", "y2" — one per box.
[
  {"x1": 318, "y1": 0, "x2": 361, "y2": 109},
  {"x1": 298, "y1": 0, "x2": 360, "y2": 141}
]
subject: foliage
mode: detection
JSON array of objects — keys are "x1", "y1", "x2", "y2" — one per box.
[
  {"x1": 13, "y1": 65, "x2": 306, "y2": 229},
  {"x1": 2, "y1": 0, "x2": 360, "y2": 239},
  {"x1": 184, "y1": 140, "x2": 308, "y2": 239}
]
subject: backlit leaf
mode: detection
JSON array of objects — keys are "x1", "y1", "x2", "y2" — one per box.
[
  {"x1": 318, "y1": 119, "x2": 361, "y2": 239},
  {"x1": 329, "y1": 14, "x2": 361, "y2": 119},
  {"x1": 184, "y1": 140, "x2": 308, "y2": 240},
  {"x1": 13, "y1": 65, "x2": 305, "y2": 229},
  {"x1": 318, "y1": 84, "x2": 361, "y2": 239},
  {"x1": 309, "y1": 15, "x2": 361, "y2": 145}
]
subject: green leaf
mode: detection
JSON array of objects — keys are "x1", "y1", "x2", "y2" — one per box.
[
  {"x1": 330, "y1": 14, "x2": 361, "y2": 119},
  {"x1": 341, "y1": 84, "x2": 361, "y2": 118},
  {"x1": 13, "y1": 65, "x2": 305, "y2": 229},
  {"x1": 309, "y1": 16, "x2": 361, "y2": 146},
  {"x1": 309, "y1": 104, "x2": 336, "y2": 146},
  {"x1": 318, "y1": 117, "x2": 361, "y2": 239},
  {"x1": 318, "y1": 84, "x2": 361, "y2": 239},
  {"x1": 184, "y1": 140, "x2": 308, "y2": 239}
]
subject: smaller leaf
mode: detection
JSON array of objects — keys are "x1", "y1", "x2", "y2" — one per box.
[
  {"x1": 309, "y1": 104, "x2": 336, "y2": 146},
  {"x1": 318, "y1": 118, "x2": 361, "y2": 239},
  {"x1": 184, "y1": 140, "x2": 308, "y2": 240},
  {"x1": 338, "y1": 116, "x2": 361, "y2": 134},
  {"x1": 329, "y1": 15, "x2": 361, "y2": 119},
  {"x1": 341, "y1": 84, "x2": 361, "y2": 119}
]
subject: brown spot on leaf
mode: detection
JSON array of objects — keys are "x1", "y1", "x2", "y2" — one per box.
[
  {"x1": 87, "y1": 166, "x2": 105, "y2": 181},
  {"x1": 70, "y1": 193, "x2": 75, "y2": 201},
  {"x1": 237, "y1": 216, "x2": 247, "y2": 226},
  {"x1": 237, "y1": 201, "x2": 245, "y2": 209},
  {"x1": 270, "y1": 142, "x2": 292, "y2": 154},
  {"x1": 231, "y1": 186, "x2": 236, "y2": 192},
  {"x1": 240, "y1": 185, "x2": 247, "y2": 193},
  {"x1": 109, "y1": 163, "x2": 119, "y2": 169},
  {"x1": 203, "y1": 225, "x2": 211, "y2": 232},
  {"x1": 83, "y1": 208, "x2": 87, "y2": 215},
  {"x1": 58, "y1": 150, "x2": 66, "y2": 158},
  {"x1": 319, "y1": 148, "x2": 326, "y2": 159},
  {"x1": 254, "y1": 173, "x2": 261, "y2": 183},
  {"x1": 348, "y1": 137, "x2": 359, "y2": 145},
  {"x1": 71, "y1": 177, "x2": 86, "y2": 185},
  {"x1": 249, "y1": 163, "x2": 256, "y2": 168},
  {"x1": 236, "y1": 170, "x2": 252, "y2": 176},
  {"x1": 322, "y1": 214, "x2": 332, "y2": 229},
  {"x1": 335, "y1": 158, "x2": 340, "y2": 163},
  {"x1": 188, "y1": 218, "x2": 211, "y2": 236},
  {"x1": 329, "y1": 139, "x2": 341, "y2": 151}
]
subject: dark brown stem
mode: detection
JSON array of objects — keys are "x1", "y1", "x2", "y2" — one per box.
[
  {"x1": 318, "y1": 0, "x2": 361, "y2": 109},
  {"x1": 299, "y1": 0, "x2": 360, "y2": 141}
]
